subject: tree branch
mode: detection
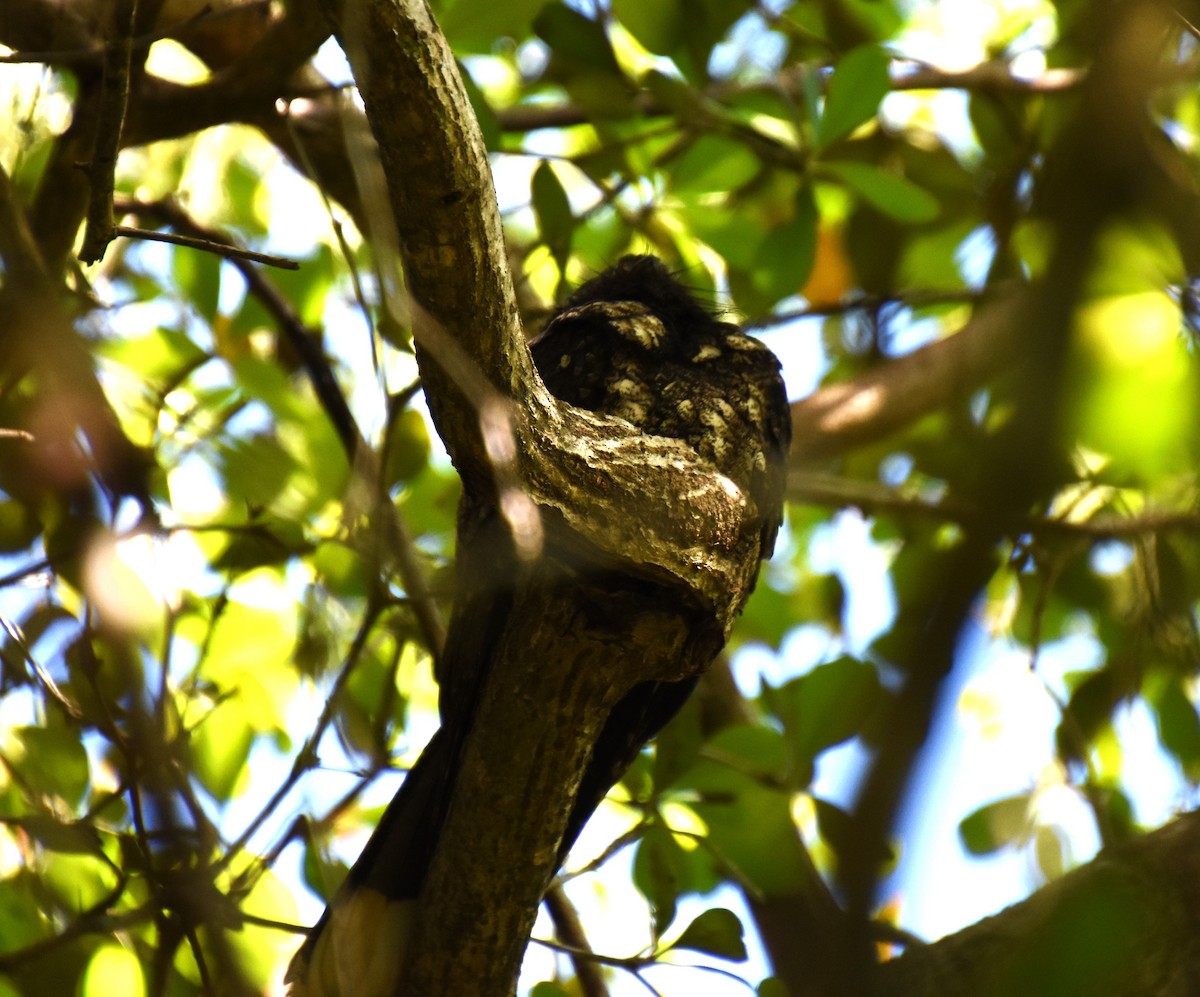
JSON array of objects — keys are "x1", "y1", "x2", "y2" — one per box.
[
  {"x1": 78, "y1": 0, "x2": 136, "y2": 264},
  {"x1": 879, "y1": 811, "x2": 1200, "y2": 997},
  {"x1": 788, "y1": 292, "x2": 1024, "y2": 464}
]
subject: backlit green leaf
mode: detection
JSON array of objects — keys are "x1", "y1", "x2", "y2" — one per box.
[
  {"x1": 816, "y1": 45, "x2": 891, "y2": 147},
  {"x1": 670, "y1": 907, "x2": 748, "y2": 961}
]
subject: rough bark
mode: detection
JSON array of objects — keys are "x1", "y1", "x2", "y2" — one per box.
[{"x1": 315, "y1": 2, "x2": 764, "y2": 992}]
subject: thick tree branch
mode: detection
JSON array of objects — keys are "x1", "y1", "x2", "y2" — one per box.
[
  {"x1": 879, "y1": 810, "x2": 1200, "y2": 997},
  {"x1": 308, "y1": 4, "x2": 774, "y2": 995},
  {"x1": 788, "y1": 292, "x2": 1024, "y2": 465},
  {"x1": 316, "y1": 0, "x2": 523, "y2": 489}
]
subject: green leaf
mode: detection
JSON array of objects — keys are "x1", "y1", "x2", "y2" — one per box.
[
  {"x1": 219, "y1": 434, "x2": 301, "y2": 511},
  {"x1": 11, "y1": 725, "x2": 89, "y2": 810},
  {"x1": 172, "y1": 242, "x2": 222, "y2": 320},
  {"x1": 302, "y1": 835, "x2": 348, "y2": 902},
  {"x1": 313, "y1": 541, "x2": 368, "y2": 599},
  {"x1": 191, "y1": 708, "x2": 255, "y2": 802},
  {"x1": 43, "y1": 851, "x2": 119, "y2": 914},
  {"x1": 224, "y1": 156, "x2": 269, "y2": 236},
  {"x1": 824, "y1": 161, "x2": 940, "y2": 223},
  {"x1": 670, "y1": 907, "x2": 748, "y2": 961},
  {"x1": 653, "y1": 694, "x2": 705, "y2": 790},
  {"x1": 816, "y1": 45, "x2": 891, "y2": 147},
  {"x1": 439, "y1": 0, "x2": 547, "y2": 51},
  {"x1": 968, "y1": 91, "x2": 1019, "y2": 163},
  {"x1": 532, "y1": 160, "x2": 574, "y2": 268},
  {"x1": 680, "y1": 727, "x2": 812, "y2": 898},
  {"x1": 614, "y1": 0, "x2": 683, "y2": 55},
  {"x1": 82, "y1": 943, "x2": 145, "y2": 997},
  {"x1": 203, "y1": 596, "x2": 300, "y2": 733},
  {"x1": 98, "y1": 327, "x2": 208, "y2": 387},
  {"x1": 643, "y1": 68, "x2": 702, "y2": 116},
  {"x1": 958, "y1": 793, "x2": 1031, "y2": 855},
  {"x1": 1035, "y1": 825, "x2": 1066, "y2": 881},
  {"x1": 671, "y1": 135, "x2": 760, "y2": 194},
  {"x1": 9, "y1": 815, "x2": 103, "y2": 856},
  {"x1": 534, "y1": 3, "x2": 620, "y2": 75},
  {"x1": 0, "y1": 873, "x2": 48, "y2": 955},
  {"x1": 384, "y1": 407, "x2": 432, "y2": 489},
  {"x1": 210, "y1": 520, "x2": 309, "y2": 573},
  {"x1": 633, "y1": 824, "x2": 685, "y2": 936},
  {"x1": 685, "y1": 202, "x2": 766, "y2": 269},
  {"x1": 0, "y1": 500, "x2": 40, "y2": 554},
  {"x1": 750, "y1": 186, "x2": 820, "y2": 307},
  {"x1": 1150, "y1": 676, "x2": 1200, "y2": 781},
  {"x1": 767, "y1": 657, "x2": 883, "y2": 773}
]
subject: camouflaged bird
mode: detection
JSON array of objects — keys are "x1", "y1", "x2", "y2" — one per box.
[{"x1": 287, "y1": 255, "x2": 790, "y2": 996}]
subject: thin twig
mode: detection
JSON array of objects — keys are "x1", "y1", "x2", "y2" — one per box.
[
  {"x1": 113, "y1": 195, "x2": 448, "y2": 657},
  {"x1": 789, "y1": 471, "x2": 1200, "y2": 539},
  {"x1": 0, "y1": 614, "x2": 82, "y2": 719},
  {"x1": 212, "y1": 597, "x2": 385, "y2": 875},
  {"x1": 545, "y1": 884, "x2": 611, "y2": 997},
  {"x1": 113, "y1": 224, "x2": 300, "y2": 269}
]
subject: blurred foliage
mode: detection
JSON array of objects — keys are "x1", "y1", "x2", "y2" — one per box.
[{"x1": 1, "y1": 0, "x2": 1200, "y2": 994}]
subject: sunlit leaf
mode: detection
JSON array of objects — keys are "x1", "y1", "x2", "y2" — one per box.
[
  {"x1": 1035, "y1": 825, "x2": 1066, "y2": 881},
  {"x1": 532, "y1": 160, "x2": 574, "y2": 269},
  {"x1": 816, "y1": 44, "x2": 891, "y2": 148},
  {"x1": 98, "y1": 327, "x2": 209, "y2": 386},
  {"x1": 10, "y1": 725, "x2": 89, "y2": 810},
  {"x1": 824, "y1": 161, "x2": 940, "y2": 223},
  {"x1": 82, "y1": 943, "x2": 145, "y2": 997},
  {"x1": 671, "y1": 135, "x2": 761, "y2": 194},
  {"x1": 959, "y1": 793, "x2": 1031, "y2": 856},
  {"x1": 614, "y1": 0, "x2": 682, "y2": 54},
  {"x1": 534, "y1": 3, "x2": 620, "y2": 74},
  {"x1": 191, "y1": 708, "x2": 256, "y2": 802}
]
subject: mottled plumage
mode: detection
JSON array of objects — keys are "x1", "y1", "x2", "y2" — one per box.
[{"x1": 531, "y1": 255, "x2": 790, "y2": 557}]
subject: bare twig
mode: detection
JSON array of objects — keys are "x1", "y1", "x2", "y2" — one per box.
[
  {"x1": 113, "y1": 224, "x2": 300, "y2": 269},
  {"x1": 0, "y1": 614, "x2": 82, "y2": 719},
  {"x1": 545, "y1": 884, "x2": 611, "y2": 997},
  {"x1": 113, "y1": 195, "x2": 448, "y2": 656},
  {"x1": 213, "y1": 597, "x2": 385, "y2": 875}
]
